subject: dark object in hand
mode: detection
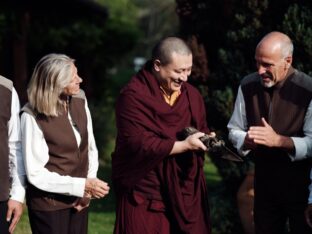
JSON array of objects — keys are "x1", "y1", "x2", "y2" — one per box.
[
  {"x1": 181, "y1": 127, "x2": 225, "y2": 152},
  {"x1": 181, "y1": 127, "x2": 243, "y2": 162}
]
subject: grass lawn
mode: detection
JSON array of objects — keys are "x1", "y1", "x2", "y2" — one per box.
[{"x1": 15, "y1": 156, "x2": 221, "y2": 234}]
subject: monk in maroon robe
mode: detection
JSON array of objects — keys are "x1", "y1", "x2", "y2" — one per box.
[{"x1": 112, "y1": 37, "x2": 212, "y2": 234}]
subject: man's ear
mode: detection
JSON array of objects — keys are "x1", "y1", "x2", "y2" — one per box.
[
  {"x1": 285, "y1": 56, "x2": 292, "y2": 68},
  {"x1": 153, "y1": 59, "x2": 161, "y2": 72}
]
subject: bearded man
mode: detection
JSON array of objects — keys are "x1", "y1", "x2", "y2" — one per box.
[{"x1": 228, "y1": 31, "x2": 312, "y2": 234}]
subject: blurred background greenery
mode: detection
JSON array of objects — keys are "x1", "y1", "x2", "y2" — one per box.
[{"x1": 1, "y1": 0, "x2": 311, "y2": 233}]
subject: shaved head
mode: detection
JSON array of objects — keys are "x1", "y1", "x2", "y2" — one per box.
[
  {"x1": 152, "y1": 37, "x2": 192, "y2": 65},
  {"x1": 255, "y1": 31, "x2": 293, "y2": 87},
  {"x1": 256, "y1": 31, "x2": 293, "y2": 59}
]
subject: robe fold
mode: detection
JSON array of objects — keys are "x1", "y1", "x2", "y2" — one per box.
[{"x1": 112, "y1": 62, "x2": 211, "y2": 234}]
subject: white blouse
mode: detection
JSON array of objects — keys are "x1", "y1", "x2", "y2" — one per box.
[
  {"x1": 21, "y1": 98, "x2": 99, "y2": 198},
  {"x1": 9, "y1": 88, "x2": 26, "y2": 203}
]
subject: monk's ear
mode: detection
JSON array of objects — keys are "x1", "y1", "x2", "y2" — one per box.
[{"x1": 153, "y1": 59, "x2": 161, "y2": 72}]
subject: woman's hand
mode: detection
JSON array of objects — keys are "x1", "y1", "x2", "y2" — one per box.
[
  {"x1": 85, "y1": 178, "x2": 110, "y2": 199},
  {"x1": 73, "y1": 196, "x2": 91, "y2": 212}
]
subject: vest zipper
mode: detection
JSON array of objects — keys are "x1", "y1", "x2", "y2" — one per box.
[{"x1": 268, "y1": 90, "x2": 274, "y2": 124}]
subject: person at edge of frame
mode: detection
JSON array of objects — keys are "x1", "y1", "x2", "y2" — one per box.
[
  {"x1": 0, "y1": 75, "x2": 26, "y2": 234},
  {"x1": 228, "y1": 31, "x2": 312, "y2": 234}
]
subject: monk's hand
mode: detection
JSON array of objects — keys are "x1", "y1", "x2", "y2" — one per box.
[
  {"x1": 7, "y1": 199, "x2": 23, "y2": 233},
  {"x1": 208, "y1": 132, "x2": 216, "y2": 138},
  {"x1": 305, "y1": 204, "x2": 312, "y2": 228},
  {"x1": 185, "y1": 132, "x2": 207, "y2": 151},
  {"x1": 247, "y1": 118, "x2": 281, "y2": 147},
  {"x1": 85, "y1": 178, "x2": 110, "y2": 199}
]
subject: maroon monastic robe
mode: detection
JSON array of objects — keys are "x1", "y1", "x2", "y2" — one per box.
[{"x1": 112, "y1": 62, "x2": 211, "y2": 234}]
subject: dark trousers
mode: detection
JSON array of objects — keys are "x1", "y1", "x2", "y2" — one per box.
[
  {"x1": 0, "y1": 201, "x2": 9, "y2": 234},
  {"x1": 28, "y1": 207, "x2": 89, "y2": 234},
  {"x1": 254, "y1": 199, "x2": 312, "y2": 234}
]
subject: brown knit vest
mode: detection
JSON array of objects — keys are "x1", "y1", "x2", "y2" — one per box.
[
  {"x1": 241, "y1": 68, "x2": 312, "y2": 202},
  {"x1": 22, "y1": 90, "x2": 89, "y2": 211},
  {"x1": 0, "y1": 76, "x2": 13, "y2": 201}
]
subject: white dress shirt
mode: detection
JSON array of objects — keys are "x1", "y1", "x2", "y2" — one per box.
[
  {"x1": 9, "y1": 88, "x2": 26, "y2": 203},
  {"x1": 21, "y1": 98, "x2": 99, "y2": 198},
  {"x1": 228, "y1": 86, "x2": 312, "y2": 203}
]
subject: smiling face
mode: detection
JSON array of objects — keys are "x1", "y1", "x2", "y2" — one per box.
[
  {"x1": 153, "y1": 52, "x2": 192, "y2": 94},
  {"x1": 255, "y1": 33, "x2": 292, "y2": 88},
  {"x1": 255, "y1": 47, "x2": 291, "y2": 88},
  {"x1": 63, "y1": 64, "x2": 82, "y2": 95}
]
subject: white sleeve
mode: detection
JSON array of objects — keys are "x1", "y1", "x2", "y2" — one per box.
[
  {"x1": 290, "y1": 100, "x2": 312, "y2": 161},
  {"x1": 227, "y1": 86, "x2": 250, "y2": 156},
  {"x1": 21, "y1": 112, "x2": 86, "y2": 197},
  {"x1": 8, "y1": 88, "x2": 26, "y2": 203},
  {"x1": 84, "y1": 99, "x2": 99, "y2": 178},
  {"x1": 308, "y1": 169, "x2": 312, "y2": 204}
]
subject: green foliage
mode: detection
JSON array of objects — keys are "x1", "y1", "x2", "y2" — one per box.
[
  {"x1": 210, "y1": 188, "x2": 242, "y2": 234},
  {"x1": 27, "y1": 15, "x2": 141, "y2": 68},
  {"x1": 282, "y1": 4, "x2": 312, "y2": 75},
  {"x1": 207, "y1": 86, "x2": 234, "y2": 133},
  {"x1": 21, "y1": 1, "x2": 142, "y2": 162},
  {"x1": 90, "y1": 67, "x2": 135, "y2": 163},
  {"x1": 89, "y1": 100, "x2": 116, "y2": 165},
  {"x1": 205, "y1": 156, "x2": 244, "y2": 234},
  {"x1": 98, "y1": 0, "x2": 139, "y2": 25},
  {"x1": 29, "y1": 20, "x2": 105, "y2": 54},
  {"x1": 0, "y1": 14, "x2": 5, "y2": 51}
]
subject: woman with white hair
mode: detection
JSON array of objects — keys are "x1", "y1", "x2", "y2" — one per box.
[{"x1": 21, "y1": 53, "x2": 110, "y2": 234}]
